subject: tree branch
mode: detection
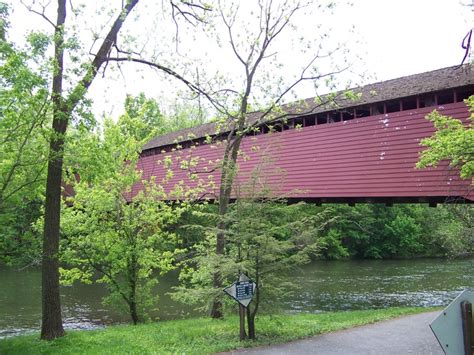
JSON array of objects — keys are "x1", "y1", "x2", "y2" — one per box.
[
  {"x1": 20, "y1": 0, "x2": 57, "y2": 29},
  {"x1": 66, "y1": 0, "x2": 140, "y2": 113},
  {"x1": 104, "y1": 56, "x2": 229, "y2": 115}
]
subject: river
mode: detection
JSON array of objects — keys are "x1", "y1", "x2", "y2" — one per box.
[{"x1": 1, "y1": 258, "x2": 473, "y2": 338}]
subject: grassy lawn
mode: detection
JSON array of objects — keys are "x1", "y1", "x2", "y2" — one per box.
[{"x1": 0, "y1": 307, "x2": 435, "y2": 354}]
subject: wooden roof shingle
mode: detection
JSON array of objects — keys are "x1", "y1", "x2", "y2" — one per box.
[{"x1": 143, "y1": 65, "x2": 474, "y2": 151}]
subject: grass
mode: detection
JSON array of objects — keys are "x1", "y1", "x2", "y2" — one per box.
[{"x1": 0, "y1": 307, "x2": 436, "y2": 354}]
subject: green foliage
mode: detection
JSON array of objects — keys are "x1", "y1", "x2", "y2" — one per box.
[
  {"x1": 61, "y1": 182, "x2": 185, "y2": 323},
  {"x1": 0, "y1": 199, "x2": 43, "y2": 266},
  {"x1": 423, "y1": 204, "x2": 474, "y2": 257},
  {"x1": 384, "y1": 215, "x2": 423, "y2": 257},
  {"x1": 162, "y1": 101, "x2": 208, "y2": 133},
  {"x1": 318, "y1": 229, "x2": 349, "y2": 260},
  {"x1": 0, "y1": 307, "x2": 433, "y2": 354},
  {"x1": 417, "y1": 95, "x2": 473, "y2": 180},
  {"x1": 119, "y1": 93, "x2": 208, "y2": 141},
  {"x1": 0, "y1": 2, "x2": 8, "y2": 41},
  {"x1": 121, "y1": 93, "x2": 165, "y2": 142},
  {"x1": 60, "y1": 115, "x2": 188, "y2": 324},
  {"x1": 173, "y1": 198, "x2": 336, "y2": 315},
  {"x1": 327, "y1": 204, "x2": 473, "y2": 259},
  {"x1": 0, "y1": 8, "x2": 50, "y2": 265}
]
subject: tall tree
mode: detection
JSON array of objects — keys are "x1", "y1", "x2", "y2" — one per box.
[
  {"x1": 38, "y1": 0, "x2": 140, "y2": 340},
  {"x1": 196, "y1": 1, "x2": 348, "y2": 318},
  {"x1": 24, "y1": 0, "x2": 211, "y2": 339},
  {"x1": 141, "y1": 0, "x2": 351, "y2": 319}
]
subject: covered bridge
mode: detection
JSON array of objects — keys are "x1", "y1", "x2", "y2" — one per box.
[{"x1": 134, "y1": 65, "x2": 474, "y2": 205}]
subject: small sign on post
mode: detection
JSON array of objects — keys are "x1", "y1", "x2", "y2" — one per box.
[
  {"x1": 223, "y1": 274, "x2": 256, "y2": 308},
  {"x1": 430, "y1": 289, "x2": 474, "y2": 355}
]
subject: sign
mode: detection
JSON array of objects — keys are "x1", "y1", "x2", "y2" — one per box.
[
  {"x1": 223, "y1": 274, "x2": 256, "y2": 308},
  {"x1": 430, "y1": 289, "x2": 474, "y2": 355}
]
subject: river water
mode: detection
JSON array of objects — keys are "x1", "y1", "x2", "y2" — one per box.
[{"x1": 1, "y1": 258, "x2": 473, "y2": 338}]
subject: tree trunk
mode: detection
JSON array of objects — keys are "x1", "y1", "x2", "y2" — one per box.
[
  {"x1": 211, "y1": 138, "x2": 241, "y2": 318},
  {"x1": 40, "y1": 119, "x2": 67, "y2": 334},
  {"x1": 128, "y1": 254, "x2": 139, "y2": 325},
  {"x1": 40, "y1": 0, "x2": 66, "y2": 340},
  {"x1": 210, "y1": 215, "x2": 227, "y2": 318},
  {"x1": 129, "y1": 300, "x2": 139, "y2": 325},
  {"x1": 41, "y1": 157, "x2": 66, "y2": 340}
]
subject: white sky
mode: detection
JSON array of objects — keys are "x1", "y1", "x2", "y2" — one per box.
[{"x1": 7, "y1": 0, "x2": 474, "y2": 118}]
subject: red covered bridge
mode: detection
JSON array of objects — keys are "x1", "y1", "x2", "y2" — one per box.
[{"x1": 135, "y1": 65, "x2": 474, "y2": 205}]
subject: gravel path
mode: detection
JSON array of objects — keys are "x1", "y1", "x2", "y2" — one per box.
[{"x1": 224, "y1": 311, "x2": 443, "y2": 355}]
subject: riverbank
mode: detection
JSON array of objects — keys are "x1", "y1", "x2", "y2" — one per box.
[{"x1": 0, "y1": 307, "x2": 435, "y2": 354}]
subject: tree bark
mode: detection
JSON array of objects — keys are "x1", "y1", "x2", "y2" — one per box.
[
  {"x1": 210, "y1": 136, "x2": 242, "y2": 318},
  {"x1": 128, "y1": 252, "x2": 139, "y2": 325},
  {"x1": 40, "y1": 0, "x2": 66, "y2": 340},
  {"x1": 40, "y1": 0, "x2": 140, "y2": 340},
  {"x1": 129, "y1": 300, "x2": 139, "y2": 325}
]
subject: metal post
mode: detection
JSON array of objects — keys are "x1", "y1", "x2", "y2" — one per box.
[
  {"x1": 461, "y1": 301, "x2": 473, "y2": 355},
  {"x1": 239, "y1": 304, "x2": 247, "y2": 340}
]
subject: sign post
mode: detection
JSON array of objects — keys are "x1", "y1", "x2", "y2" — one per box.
[
  {"x1": 430, "y1": 290, "x2": 474, "y2": 355},
  {"x1": 224, "y1": 274, "x2": 257, "y2": 340}
]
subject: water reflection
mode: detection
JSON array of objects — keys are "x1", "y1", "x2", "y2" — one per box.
[
  {"x1": 1, "y1": 258, "x2": 473, "y2": 338},
  {"x1": 286, "y1": 259, "x2": 473, "y2": 313}
]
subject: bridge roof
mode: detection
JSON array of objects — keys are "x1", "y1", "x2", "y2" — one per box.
[{"x1": 143, "y1": 65, "x2": 474, "y2": 151}]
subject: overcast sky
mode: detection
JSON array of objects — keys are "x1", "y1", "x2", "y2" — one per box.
[
  {"x1": 8, "y1": 0, "x2": 474, "y2": 118},
  {"x1": 351, "y1": 0, "x2": 472, "y2": 79}
]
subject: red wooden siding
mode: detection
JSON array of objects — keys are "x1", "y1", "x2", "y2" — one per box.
[{"x1": 133, "y1": 101, "x2": 473, "y2": 203}]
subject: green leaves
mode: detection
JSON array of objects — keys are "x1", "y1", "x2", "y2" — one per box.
[
  {"x1": 0, "y1": 2, "x2": 8, "y2": 41},
  {"x1": 60, "y1": 108, "x2": 189, "y2": 323},
  {"x1": 417, "y1": 96, "x2": 474, "y2": 180},
  {"x1": 26, "y1": 32, "x2": 51, "y2": 56},
  {"x1": 0, "y1": 15, "x2": 51, "y2": 264},
  {"x1": 172, "y1": 199, "x2": 336, "y2": 315}
]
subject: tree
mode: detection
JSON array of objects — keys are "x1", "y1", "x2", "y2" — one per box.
[
  {"x1": 225, "y1": 199, "x2": 334, "y2": 339},
  {"x1": 163, "y1": 101, "x2": 208, "y2": 133},
  {"x1": 132, "y1": 0, "x2": 351, "y2": 320},
  {"x1": 173, "y1": 169, "x2": 336, "y2": 339},
  {"x1": 60, "y1": 117, "x2": 186, "y2": 325},
  {"x1": 121, "y1": 93, "x2": 165, "y2": 141},
  {"x1": 417, "y1": 95, "x2": 473, "y2": 181},
  {"x1": 188, "y1": 0, "x2": 348, "y2": 318},
  {"x1": 36, "y1": 0, "x2": 142, "y2": 339}
]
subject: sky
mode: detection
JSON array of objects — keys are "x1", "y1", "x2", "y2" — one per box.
[
  {"x1": 7, "y1": 0, "x2": 474, "y2": 118},
  {"x1": 350, "y1": 0, "x2": 472, "y2": 79}
]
